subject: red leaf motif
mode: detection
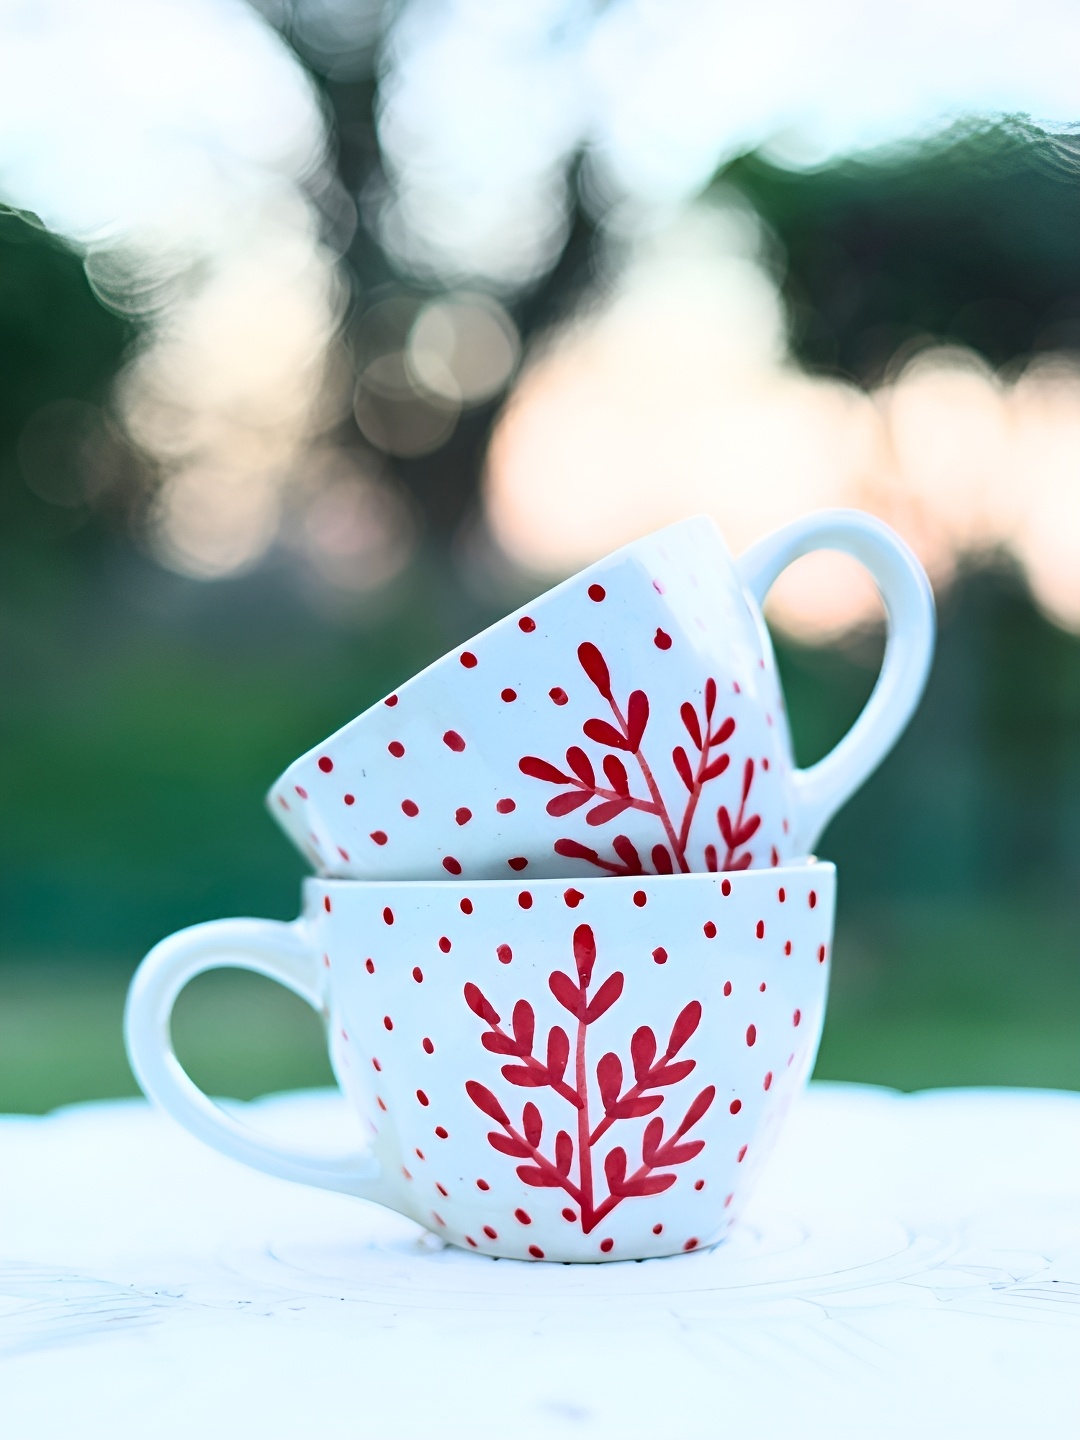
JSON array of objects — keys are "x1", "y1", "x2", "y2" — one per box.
[
  {"x1": 604, "y1": 1147, "x2": 628, "y2": 1191},
  {"x1": 631, "y1": 1025, "x2": 657, "y2": 1080},
  {"x1": 586, "y1": 971, "x2": 624, "y2": 1023},
  {"x1": 662, "y1": 1139, "x2": 705, "y2": 1166},
  {"x1": 578, "y1": 642, "x2": 612, "y2": 698},
  {"x1": 586, "y1": 797, "x2": 632, "y2": 826},
  {"x1": 677, "y1": 1085, "x2": 716, "y2": 1135},
  {"x1": 711, "y1": 716, "x2": 735, "y2": 745},
  {"x1": 481, "y1": 1032, "x2": 519, "y2": 1056},
  {"x1": 573, "y1": 924, "x2": 597, "y2": 986},
  {"x1": 488, "y1": 1131, "x2": 530, "y2": 1158},
  {"x1": 501, "y1": 1065, "x2": 549, "y2": 1087},
  {"x1": 583, "y1": 718, "x2": 630, "y2": 751},
  {"x1": 622, "y1": 1172, "x2": 676, "y2": 1197},
  {"x1": 547, "y1": 790, "x2": 592, "y2": 817},
  {"x1": 735, "y1": 813, "x2": 761, "y2": 846},
  {"x1": 565, "y1": 746, "x2": 596, "y2": 787},
  {"x1": 466, "y1": 1080, "x2": 508, "y2": 1124},
  {"x1": 704, "y1": 677, "x2": 717, "y2": 718},
  {"x1": 523, "y1": 1101, "x2": 543, "y2": 1147},
  {"x1": 554, "y1": 838, "x2": 601, "y2": 865},
  {"x1": 700, "y1": 753, "x2": 731, "y2": 783},
  {"x1": 626, "y1": 690, "x2": 649, "y2": 750},
  {"x1": 652, "y1": 844, "x2": 674, "y2": 874},
  {"x1": 517, "y1": 1164, "x2": 559, "y2": 1188},
  {"x1": 512, "y1": 1000, "x2": 535, "y2": 1052},
  {"x1": 704, "y1": 844, "x2": 718, "y2": 872},
  {"x1": 648, "y1": 1059, "x2": 696, "y2": 1087},
  {"x1": 602, "y1": 754, "x2": 630, "y2": 795},
  {"x1": 718, "y1": 805, "x2": 734, "y2": 847},
  {"x1": 614, "y1": 1094, "x2": 663, "y2": 1118},
  {"x1": 597, "y1": 1052, "x2": 623, "y2": 1109},
  {"x1": 742, "y1": 757, "x2": 755, "y2": 801},
  {"x1": 729, "y1": 852, "x2": 753, "y2": 871},
  {"x1": 668, "y1": 1000, "x2": 702, "y2": 1053},
  {"x1": 642, "y1": 1117, "x2": 664, "y2": 1164},
  {"x1": 464, "y1": 983, "x2": 500, "y2": 1027},
  {"x1": 612, "y1": 835, "x2": 644, "y2": 872},
  {"x1": 673, "y1": 746, "x2": 694, "y2": 791},
  {"x1": 680, "y1": 702, "x2": 701, "y2": 748},
  {"x1": 550, "y1": 969, "x2": 584, "y2": 1017},
  {"x1": 546, "y1": 1025, "x2": 569, "y2": 1082},
  {"x1": 555, "y1": 1130, "x2": 574, "y2": 1176},
  {"x1": 519, "y1": 756, "x2": 571, "y2": 785}
]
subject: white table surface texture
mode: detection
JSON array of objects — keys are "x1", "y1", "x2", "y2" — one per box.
[{"x1": 2, "y1": 1082, "x2": 1078, "y2": 1439}]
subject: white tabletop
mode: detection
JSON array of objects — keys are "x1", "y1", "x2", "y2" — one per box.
[{"x1": 2, "y1": 1082, "x2": 1077, "y2": 1439}]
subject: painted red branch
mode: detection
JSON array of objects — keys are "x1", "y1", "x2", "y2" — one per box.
[{"x1": 717, "y1": 757, "x2": 761, "y2": 871}]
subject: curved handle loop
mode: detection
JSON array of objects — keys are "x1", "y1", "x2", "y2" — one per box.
[
  {"x1": 124, "y1": 917, "x2": 386, "y2": 1199},
  {"x1": 737, "y1": 508, "x2": 935, "y2": 854}
]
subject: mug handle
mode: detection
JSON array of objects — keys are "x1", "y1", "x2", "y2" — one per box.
[
  {"x1": 124, "y1": 917, "x2": 390, "y2": 1200},
  {"x1": 735, "y1": 508, "x2": 935, "y2": 854}
]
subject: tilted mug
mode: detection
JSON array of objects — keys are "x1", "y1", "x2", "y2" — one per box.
[
  {"x1": 269, "y1": 510, "x2": 932, "y2": 881},
  {"x1": 125, "y1": 864, "x2": 835, "y2": 1263}
]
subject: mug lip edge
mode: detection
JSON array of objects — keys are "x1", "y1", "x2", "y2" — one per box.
[{"x1": 268, "y1": 512, "x2": 723, "y2": 796}]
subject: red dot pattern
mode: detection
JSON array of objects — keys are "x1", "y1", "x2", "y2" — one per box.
[
  {"x1": 401, "y1": 799, "x2": 419, "y2": 817},
  {"x1": 517, "y1": 891, "x2": 533, "y2": 909},
  {"x1": 460, "y1": 898, "x2": 473, "y2": 914},
  {"x1": 496, "y1": 798, "x2": 516, "y2": 814},
  {"x1": 455, "y1": 808, "x2": 472, "y2": 825},
  {"x1": 345, "y1": 794, "x2": 356, "y2": 806},
  {"x1": 370, "y1": 830, "x2": 388, "y2": 845},
  {"x1": 549, "y1": 687, "x2": 568, "y2": 705},
  {"x1": 518, "y1": 616, "x2": 536, "y2": 632},
  {"x1": 388, "y1": 741, "x2": 405, "y2": 757},
  {"x1": 501, "y1": 688, "x2": 517, "y2": 702},
  {"x1": 318, "y1": 756, "x2": 333, "y2": 773},
  {"x1": 654, "y1": 628, "x2": 672, "y2": 649},
  {"x1": 704, "y1": 921, "x2": 717, "y2": 938},
  {"x1": 652, "y1": 947, "x2": 667, "y2": 964},
  {"x1": 460, "y1": 652, "x2": 478, "y2": 668},
  {"x1": 508, "y1": 856, "x2": 528, "y2": 871},
  {"x1": 439, "y1": 936, "x2": 452, "y2": 953},
  {"x1": 442, "y1": 856, "x2": 462, "y2": 875},
  {"x1": 443, "y1": 730, "x2": 466, "y2": 752},
  {"x1": 746, "y1": 1024, "x2": 757, "y2": 1046},
  {"x1": 497, "y1": 944, "x2": 513, "y2": 963},
  {"x1": 588, "y1": 584, "x2": 606, "y2": 602},
  {"x1": 633, "y1": 890, "x2": 647, "y2": 907}
]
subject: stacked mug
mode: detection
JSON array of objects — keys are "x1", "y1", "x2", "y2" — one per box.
[{"x1": 127, "y1": 510, "x2": 934, "y2": 1263}]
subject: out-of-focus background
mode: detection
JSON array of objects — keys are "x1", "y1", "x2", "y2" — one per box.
[{"x1": 1, "y1": 0, "x2": 1077, "y2": 1113}]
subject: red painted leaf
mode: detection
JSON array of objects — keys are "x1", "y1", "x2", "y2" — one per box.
[
  {"x1": 648, "y1": 1059, "x2": 696, "y2": 1087},
  {"x1": 467, "y1": 1080, "x2": 508, "y2": 1124},
  {"x1": 710, "y1": 716, "x2": 735, "y2": 745},
  {"x1": 672, "y1": 746, "x2": 694, "y2": 791},
  {"x1": 573, "y1": 924, "x2": 597, "y2": 985},
  {"x1": 729, "y1": 852, "x2": 753, "y2": 871},
  {"x1": 642, "y1": 1117, "x2": 664, "y2": 1165},
  {"x1": 549, "y1": 969, "x2": 584, "y2": 1017},
  {"x1": 501, "y1": 1064, "x2": 549, "y2": 1087},
  {"x1": 735, "y1": 813, "x2": 761, "y2": 846},
  {"x1": 583, "y1": 718, "x2": 630, "y2": 751},
  {"x1": 554, "y1": 838, "x2": 601, "y2": 865},
  {"x1": 612, "y1": 834, "x2": 644, "y2": 872},
  {"x1": 586, "y1": 797, "x2": 632, "y2": 826},
  {"x1": 742, "y1": 757, "x2": 755, "y2": 801},
  {"x1": 704, "y1": 677, "x2": 717, "y2": 718},
  {"x1": 717, "y1": 805, "x2": 734, "y2": 847},
  {"x1": 652, "y1": 843, "x2": 674, "y2": 874},
  {"x1": 700, "y1": 753, "x2": 731, "y2": 782},
  {"x1": 565, "y1": 746, "x2": 596, "y2": 787},
  {"x1": 602, "y1": 754, "x2": 630, "y2": 795},
  {"x1": 578, "y1": 642, "x2": 612, "y2": 698},
  {"x1": 626, "y1": 690, "x2": 649, "y2": 750},
  {"x1": 668, "y1": 1000, "x2": 702, "y2": 1053},
  {"x1": 680, "y1": 701, "x2": 701, "y2": 748},
  {"x1": 488, "y1": 1131, "x2": 530, "y2": 1158},
  {"x1": 614, "y1": 1094, "x2": 663, "y2": 1118},
  {"x1": 586, "y1": 971, "x2": 624, "y2": 1023},
  {"x1": 546, "y1": 1025, "x2": 569, "y2": 1082},
  {"x1": 523, "y1": 1101, "x2": 543, "y2": 1147},
  {"x1": 704, "y1": 844, "x2": 718, "y2": 872},
  {"x1": 660, "y1": 1138, "x2": 705, "y2": 1166},
  {"x1": 631, "y1": 1025, "x2": 657, "y2": 1080},
  {"x1": 604, "y1": 1146, "x2": 628, "y2": 1190},
  {"x1": 623, "y1": 1171, "x2": 677, "y2": 1197},
  {"x1": 464, "y1": 983, "x2": 500, "y2": 1027},
  {"x1": 597, "y1": 1051, "x2": 623, "y2": 1109},
  {"x1": 677, "y1": 1085, "x2": 716, "y2": 1135},
  {"x1": 519, "y1": 756, "x2": 571, "y2": 785},
  {"x1": 547, "y1": 789, "x2": 592, "y2": 817},
  {"x1": 512, "y1": 999, "x2": 535, "y2": 1052},
  {"x1": 517, "y1": 1164, "x2": 559, "y2": 1188},
  {"x1": 481, "y1": 1031, "x2": 520, "y2": 1055},
  {"x1": 555, "y1": 1130, "x2": 574, "y2": 1176}
]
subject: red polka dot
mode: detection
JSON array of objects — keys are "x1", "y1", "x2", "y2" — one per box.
[
  {"x1": 415, "y1": 1149, "x2": 424, "y2": 1160},
  {"x1": 365, "y1": 958, "x2": 375, "y2": 974},
  {"x1": 412, "y1": 966, "x2": 423, "y2": 983},
  {"x1": 793, "y1": 1009, "x2": 802, "y2": 1026},
  {"x1": 501, "y1": 688, "x2": 517, "y2": 702},
  {"x1": 704, "y1": 921, "x2": 717, "y2": 938},
  {"x1": 318, "y1": 756, "x2": 334, "y2": 773},
  {"x1": 763, "y1": 757, "x2": 771, "y2": 771},
  {"x1": 759, "y1": 982, "x2": 766, "y2": 992},
  {"x1": 383, "y1": 1016, "x2": 393, "y2": 1030},
  {"x1": 737, "y1": 1145, "x2": 748, "y2": 1163},
  {"x1": 344, "y1": 794, "x2": 356, "y2": 806},
  {"x1": 497, "y1": 944, "x2": 513, "y2": 964},
  {"x1": 518, "y1": 891, "x2": 533, "y2": 909},
  {"x1": 384, "y1": 694, "x2": 398, "y2": 706},
  {"x1": 277, "y1": 795, "x2": 289, "y2": 810},
  {"x1": 370, "y1": 830, "x2": 388, "y2": 845},
  {"x1": 721, "y1": 879, "x2": 731, "y2": 896},
  {"x1": 723, "y1": 980, "x2": 732, "y2": 996},
  {"x1": 416, "y1": 1090, "x2": 429, "y2": 1106},
  {"x1": 465, "y1": 1236, "x2": 477, "y2": 1248},
  {"x1": 729, "y1": 1098, "x2": 742, "y2": 1114},
  {"x1": 439, "y1": 936, "x2": 452, "y2": 953},
  {"x1": 652, "y1": 947, "x2": 668, "y2": 965},
  {"x1": 443, "y1": 730, "x2": 466, "y2": 752},
  {"x1": 435, "y1": 1126, "x2": 449, "y2": 1139},
  {"x1": 818, "y1": 944, "x2": 826, "y2": 963},
  {"x1": 337, "y1": 847, "x2": 350, "y2": 862},
  {"x1": 460, "y1": 652, "x2": 478, "y2": 668},
  {"x1": 514, "y1": 1208, "x2": 532, "y2": 1225},
  {"x1": 476, "y1": 1179, "x2": 490, "y2": 1191},
  {"x1": 295, "y1": 785, "x2": 308, "y2": 799},
  {"x1": 432, "y1": 1212, "x2": 445, "y2": 1226},
  {"x1": 746, "y1": 1024, "x2": 757, "y2": 1047},
  {"x1": 563, "y1": 888, "x2": 584, "y2": 908},
  {"x1": 784, "y1": 941, "x2": 792, "y2": 956},
  {"x1": 809, "y1": 890, "x2": 818, "y2": 909},
  {"x1": 654, "y1": 628, "x2": 672, "y2": 650},
  {"x1": 436, "y1": 1183, "x2": 448, "y2": 1197},
  {"x1": 460, "y1": 898, "x2": 473, "y2": 914},
  {"x1": 483, "y1": 1225, "x2": 497, "y2": 1239},
  {"x1": 507, "y1": 856, "x2": 529, "y2": 871},
  {"x1": 778, "y1": 887, "x2": 786, "y2": 903},
  {"x1": 599, "y1": 1237, "x2": 614, "y2": 1252},
  {"x1": 401, "y1": 799, "x2": 419, "y2": 817},
  {"x1": 518, "y1": 616, "x2": 536, "y2": 632},
  {"x1": 684, "y1": 1238, "x2": 699, "y2": 1252},
  {"x1": 372, "y1": 1056, "x2": 381, "y2": 1071},
  {"x1": 633, "y1": 889, "x2": 647, "y2": 907},
  {"x1": 528, "y1": 1245, "x2": 545, "y2": 1259},
  {"x1": 402, "y1": 1166, "x2": 412, "y2": 1181},
  {"x1": 442, "y1": 856, "x2": 462, "y2": 875},
  {"x1": 376, "y1": 1096, "x2": 386, "y2": 1111},
  {"x1": 388, "y1": 741, "x2": 405, "y2": 757},
  {"x1": 764, "y1": 1071, "x2": 773, "y2": 1090},
  {"x1": 455, "y1": 807, "x2": 472, "y2": 825},
  {"x1": 562, "y1": 1207, "x2": 577, "y2": 1222},
  {"x1": 694, "y1": 1179, "x2": 705, "y2": 1191},
  {"x1": 755, "y1": 920, "x2": 765, "y2": 939},
  {"x1": 549, "y1": 687, "x2": 568, "y2": 705},
  {"x1": 383, "y1": 907, "x2": 394, "y2": 925},
  {"x1": 423, "y1": 1037, "x2": 434, "y2": 1054},
  {"x1": 652, "y1": 1223, "x2": 663, "y2": 1234},
  {"x1": 724, "y1": 1193, "x2": 734, "y2": 1208},
  {"x1": 652, "y1": 579, "x2": 665, "y2": 594},
  {"x1": 496, "y1": 798, "x2": 516, "y2": 814}
]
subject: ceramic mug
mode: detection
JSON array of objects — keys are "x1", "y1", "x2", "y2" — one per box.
[
  {"x1": 269, "y1": 511, "x2": 932, "y2": 881},
  {"x1": 125, "y1": 864, "x2": 835, "y2": 1263}
]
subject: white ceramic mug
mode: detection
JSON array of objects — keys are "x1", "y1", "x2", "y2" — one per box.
[
  {"x1": 269, "y1": 511, "x2": 932, "y2": 881},
  {"x1": 126, "y1": 864, "x2": 835, "y2": 1263}
]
